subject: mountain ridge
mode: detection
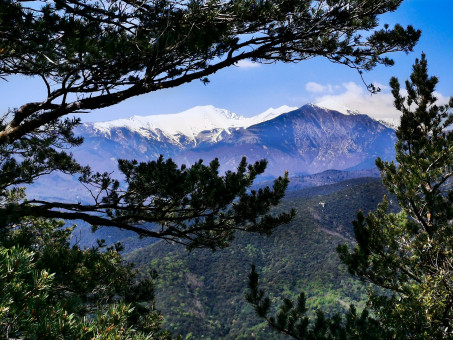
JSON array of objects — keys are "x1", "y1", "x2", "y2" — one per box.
[
  {"x1": 87, "y1": 105, "x2": 298, "y2": 145},
  {"x1": 172, "y1": 104, "x2": 396, "y2": 176},
  {"x1": 28, "y1": 104, "x2": 396, "y2": 203}
]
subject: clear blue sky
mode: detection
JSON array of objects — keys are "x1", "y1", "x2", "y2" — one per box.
[{"x1": 1, "y1": 0, "x2": 452, "y2": 123}]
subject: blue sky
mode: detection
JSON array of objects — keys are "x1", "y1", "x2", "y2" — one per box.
[{"x1": 1, "y1": 0, "x2": 452, "y2": 123}]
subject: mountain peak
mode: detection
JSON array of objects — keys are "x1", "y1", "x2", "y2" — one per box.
[
  {"x1": 309, "y1": 102, "x2": 361, "y2": 116},
  {"x1": 178, "y1": 105, "x2": 242, "y2": 121}
]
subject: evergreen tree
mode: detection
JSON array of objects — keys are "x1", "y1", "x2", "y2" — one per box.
[
  {"x1": 0, "y1": 0, "x2": 420, "y2": 247},
  {"x1": 247, "y1": 55, "x2": 452, "y2": 339},
  {"x1": 0, "y1": 217, "x2": 175, "y2": 339},
  {"x1": 338, "y1": 53, "x2": 453, "y2": 338}
]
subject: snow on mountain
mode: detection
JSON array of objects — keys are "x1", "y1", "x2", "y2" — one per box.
[
  {"x1": 90, "y1": 105, "x2": 296, "y2": 142},
  {"x1": 248, "y1": 105, "x2": 298, "y2": 124},
  {"x1": 34, "y1": 104, "x2": 397, "y2": 203},
  {"x1": 312, "y1": 102, "x2": 361, "y2": 116},
  {"x1": 378, "y1": 118, "x2": 400, "y2": 130},
  {"x1": 92, "y1": 105, "x2": 239, "y2": 140}
]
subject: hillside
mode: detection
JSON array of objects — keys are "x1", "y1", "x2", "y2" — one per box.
[{"x1": 127, "y1": 178, "x2": 392, "y2": 339}]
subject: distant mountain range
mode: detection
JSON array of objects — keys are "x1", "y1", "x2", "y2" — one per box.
[
  {"x1": 27, "y1": 103, "x2": 396, "y2": 202},
  {"x1": 73, "y1": 103, "x2": 396, "y2": 176},
  {"x1": 89, "y1": 105, "x2": 297, "y2": 146}
]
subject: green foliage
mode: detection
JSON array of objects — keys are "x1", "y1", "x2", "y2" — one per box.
[
  {"x1": 0, "y1": 245, "x2": 70, "y2": 339},
  {"x1": 129, "y1": 179, "x2": 387, "y2": 338},
  {"x1": 338, "y1": 54, "x2": 453, "y2": 338},
  {"x1": 246, "y1": 265, "x2": 387, "y2": 340},
  {"x1": 78, "y1": 156, "x2": 295, "y2": 250},
  {"x1": 0, "y1": 217, "x2": 175, "y2": 339}
]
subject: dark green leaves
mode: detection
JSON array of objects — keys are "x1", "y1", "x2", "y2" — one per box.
[
  {"x1": 0, "y1": 217, "x2": 175, "y2": 339},
  {"x1": 92, "y1": 156, "x2": 294, "y2": 250}
]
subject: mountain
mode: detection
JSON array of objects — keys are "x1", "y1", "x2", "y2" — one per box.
[
  {"x1": 87, "y1": 105, "x2": 296, "y2": 147},
  {"x1": 174, "y1": 104, "x2": 396, "y2": 177},
  {"x1": 23, "y1": 104, "x2": 398, "y2": 338},
  {"x1": 69, "y1": 104, "x2": 395, "y2": 180},
  {"x1": 71, "y1": 105, "x2": 296, "y2": 175},
  {"x1": 258, "y1": 168, "x2": 381, "y2": 192},
  {"x1": 26, "y1": 103, "x2": 396, "y2": 204}
]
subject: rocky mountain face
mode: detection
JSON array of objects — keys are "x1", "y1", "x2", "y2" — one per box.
[{"x1": 72, "y1": 104, "x2": 396, "y2": 179}]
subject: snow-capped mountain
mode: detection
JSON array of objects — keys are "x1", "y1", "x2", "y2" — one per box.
[
  {"x1": 88, "y1": 105, "x2": 297, "y2": 146},
  {"x1": 71, "y1": 104, "x2": 396, "y2": 177},
  {"x1": 174, "y1": 104, "x2": 396, "y2": 176},
  {"x1": 29, "y1": 103, "x2": 397, "y2": 202},
  {"x1": 315, "y1": 102, "x2": 400, "y2": 129}
]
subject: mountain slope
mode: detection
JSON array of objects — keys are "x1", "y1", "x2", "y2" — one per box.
[
  {"x1": 175, "y1": 104, "x2": 396, "y2": 176},
  {"x1": 88, "y1": 105, "x2": 297, "y2": 145},
  {"x1": 128, "y1": 178, "x2": 390, "y2": 339},
  {"x1": 72, "y1": 105, "x2": 296, "y2": 174}
]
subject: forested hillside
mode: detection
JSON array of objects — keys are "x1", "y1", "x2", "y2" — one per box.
[{"x1": 128, "y1": 178, "x2": 390, "y2": 339}]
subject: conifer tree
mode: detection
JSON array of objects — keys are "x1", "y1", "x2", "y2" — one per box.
[
  {"x1": 247, "y1": 55, "x2": 452, "y2": 339},
  {"x1": 338, "y1": 53, "x2": 453, "y2": 338},
  {"x1": 0, "y1": 217, "x2": 175, "y2": 339}
]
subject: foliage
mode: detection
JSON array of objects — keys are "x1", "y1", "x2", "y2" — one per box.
[
  {"x1": 246, "y1": 264, "x2": 387, "y2": 340},
  {"x1": 0, "y1": 217, "x2": 174, "y2": 339},
  {"x1": 338, "y1": 54, "x2": 453, "y2": 338},
  {"x1": 129, "y1": 179, "x2": 387, "y2": 338},
  {"x1": 0, "y1": 0, "x2": 420, "y2": 247},
  {"x1": 6, "y1": 156, "x2": 295, "y2": 250},
  {"x1": 246, "y1": 55, "x2": 453, "y2": 339}
]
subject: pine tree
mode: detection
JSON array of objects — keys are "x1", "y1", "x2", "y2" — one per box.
[
  {"x1": 0, "y1": 217, "x2": 175, "y2": 339},
  {"x1": 338, "y1": 53, "x2": 453, "y2": 338},
  {"x1": 247, "y1": 55, "x2": 452, "y2": 339}
]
